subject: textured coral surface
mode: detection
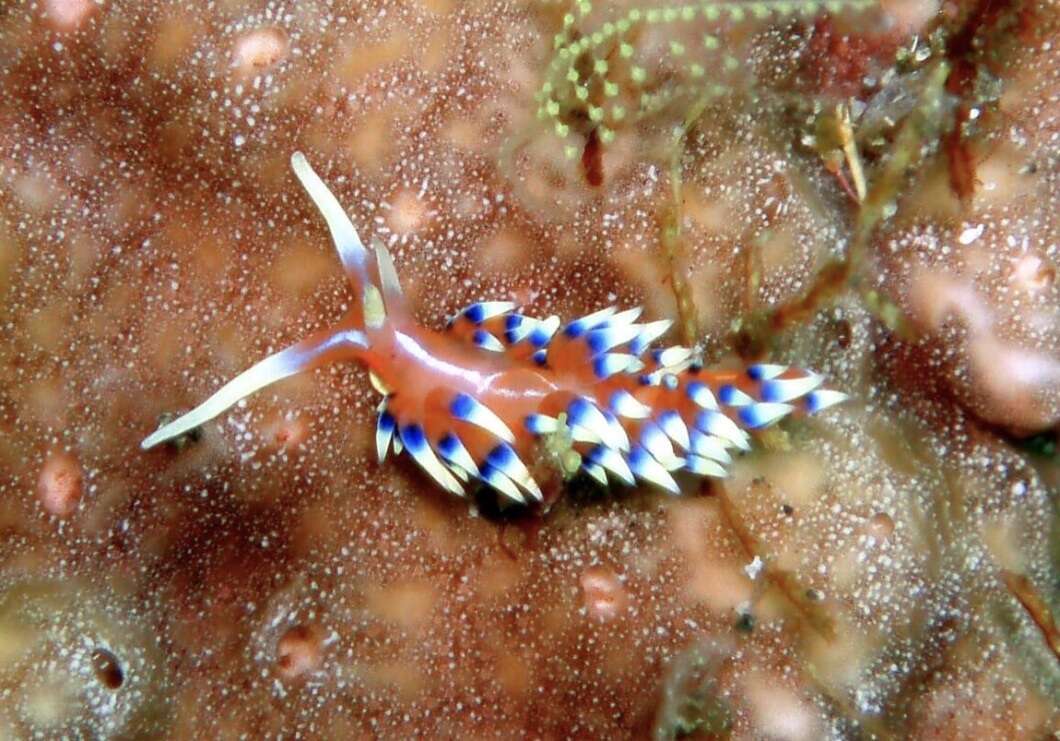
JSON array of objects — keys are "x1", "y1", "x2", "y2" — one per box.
[{"x1": 1, "y1": 0, "x2": 1058, "y2": 738}]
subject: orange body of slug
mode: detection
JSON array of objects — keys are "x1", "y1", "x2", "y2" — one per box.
[{"x1": 142, "y1": 153, "x2": 848, "y2": 506}]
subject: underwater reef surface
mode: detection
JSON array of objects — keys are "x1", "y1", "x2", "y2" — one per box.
[{"x1": 0, "y1": 0, "x2": 1057, "y2": 737}]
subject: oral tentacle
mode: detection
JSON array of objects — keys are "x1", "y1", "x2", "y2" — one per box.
[
  {"x1": 142, "y1": 326, "x2": 367, "y2": 450},
  {"x1": 290, "y1": 152, "x2": 372, "y2": 286}
]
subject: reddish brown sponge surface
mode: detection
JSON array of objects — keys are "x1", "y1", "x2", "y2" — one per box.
[{"x1": 0, "y1": 0, "x2": 1057, "y2": 738}]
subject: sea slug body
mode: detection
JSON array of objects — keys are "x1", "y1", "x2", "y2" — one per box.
[{"x1": 142, "y1": 153, "x2": 848, "y2": 505}]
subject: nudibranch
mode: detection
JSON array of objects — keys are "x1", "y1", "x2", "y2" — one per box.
[{"x1": 142, "y1": 153, "x2": 848, "y2": 504}]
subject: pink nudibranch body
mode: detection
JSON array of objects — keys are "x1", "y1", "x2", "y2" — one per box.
[{"x1": 142, "y1": 153, "x2": 848, "y2": 504}]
